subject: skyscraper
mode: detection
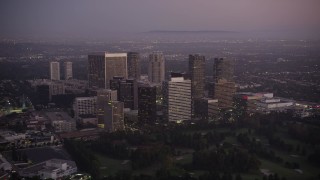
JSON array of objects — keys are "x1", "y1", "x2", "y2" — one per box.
[
  {"x1": 211, "y1": 58, "x2": 236, "y2": 109},
  {"x1": 110, "y1": 77, "x2": 138, "y2": 110},
  {"x1": 148, "y1": 53, "x2": 165, "y2": 83},
  {"x1": 88, "y1": 52, "x2": 127, "y2": 89},
  {"x1": 50, "y1": 61, "x2": 60, "y2": 80},
  {"x1": 210, "y1": 80, "x2": 236, "y2": 109},
  {"x1": 138, "y1": 84, "x2": 157, "y2": 123},
  {"x1": 213, "y1": 58, "x2": 234, "y2": 82},
  {"x1": 189, "y1": 54, "x2": 205, "y2": 99},
  {"x1": 64, "y1": 61, "x2": 73, "y2": 80},
  {"x1": 104, "y1": 101, "x2": 124, "y2": 132},
  {"x1": 96, "y1": 89, "x2": 117, "y2": 127},
  {"x1": 163, "y1": 77, "x2": 192, "y2": 122},
  {"x1": 127, "y1": 52, "x2": 140, "y2": 80},
  {"x1": 194, "y1": 98, "x2": 219, "y2": 120}
]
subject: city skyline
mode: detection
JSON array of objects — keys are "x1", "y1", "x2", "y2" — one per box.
[{"x1": 0, "y1": 1, "x2": 320, "y2": 179}]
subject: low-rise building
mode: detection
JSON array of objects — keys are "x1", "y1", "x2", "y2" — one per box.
[
  {"x1": 234, "y1": 92, "x2": 295, "y2": 114},
  {"x1": 20, "y1": 159, "x2": 77, "y2": 180},
  {"x1": 46, "y1": 112, "x2": 76, "y2": 132},
  {"x1": 73, "y1": 97, "x2": 97, "y2": 121}
]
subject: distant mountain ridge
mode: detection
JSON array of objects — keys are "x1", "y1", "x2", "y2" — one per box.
[{"x1": 145, "y1": 30, "x2": 238, "y2": 34}]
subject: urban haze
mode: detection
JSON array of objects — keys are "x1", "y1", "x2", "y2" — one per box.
[{"x1": 0, "y1": 1, "x2": 320, "y2": 180}]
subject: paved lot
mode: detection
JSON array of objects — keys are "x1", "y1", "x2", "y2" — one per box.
[{"x1": 19, "y1": 146, "x2": 71, "y2": 163}]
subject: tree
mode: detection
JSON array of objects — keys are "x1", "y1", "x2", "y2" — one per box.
[{"x1": 235, "y1": 174, "x2": 242, "y2": 180}]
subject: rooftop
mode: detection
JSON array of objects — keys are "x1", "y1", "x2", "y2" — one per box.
[{"x1": 45, "y1": 112, "x2": 73, "y2": 122}]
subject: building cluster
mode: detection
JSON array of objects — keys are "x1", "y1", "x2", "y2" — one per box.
[
  {"x1": 0, "y1": 129, "x2": 59, "y2": 149},
  {"x1": 45, "y1": 112, "x2": 76, "y2": 133},
  {"x1": 234, "y1": 92, "x2": 319, "y2": 117},
  {"x1": 29, "y1": 79, "x2": 88, "y2": 106},
  {"x1": 20, "y1": 159, "x2": 77, "y2": 179},
  {"x1": 71, "y1": 51, "x2": 238, "y2": 132},
  {"x1": 50, "y1": 61, "x2": 73, "y2": 81},
  {"x1": 29, "y1": 50, "x2": 319, "y2": 134}
]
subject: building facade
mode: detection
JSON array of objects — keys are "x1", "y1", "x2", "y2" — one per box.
[
  {"x1": 46, "y1": 112, "x2": 76, "y2": 132},
  {"x1": 211, "y1": 58, "x2": 236, "y2": 110},
  {"x1": 73, "y1": 97, "x2": 97, "y2": 121},
  {"x1": 194, "y1": 98, "x2": 219, "y2": 120},
  {"x1": 88, "y1": 52, "x2": 127, "y2": 89},
  {"x1": 148, "y1": 53, "x2": 165, "y2": 83},
  {"x1": 21, "y1": 159, "x2": 77, "y2": 179},
  {"x1": 138, "y1": 84, "x2": 157, "y2": 123},
  {"x1": 189, "y1": 54, "x2": 205, "y2": 99},
  {"x1": 50, "y1": 61, "x2": 60, "y2": 80},
  {"x1": 209, "y1": 80, "x2": 236, "y2": 109},
  {"x1": 163, "y1": 77, "x2": 192, "y2": 122},
  {"x1": 110, "y1": 77, "x2": 138, "y2": 110},
  {"x1": 96, "y1": 89, "x2": 117, "y2": 127},
  {"x1": 127, "y1": 52, "x2": 140, "y2": 80},
  {"x1": 64, "y1": 61, "x2": 73, "y2": 80},
  {"x1": 104, "y1": 101, "x2": 124, "y2": 132},
  {"x1": 213, "y1": 58, "x2": 234, "y2": 82}
]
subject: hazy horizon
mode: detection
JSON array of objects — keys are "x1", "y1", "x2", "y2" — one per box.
[{"x1": 1, "y1": 0, "x2": 320, "y2": 40}]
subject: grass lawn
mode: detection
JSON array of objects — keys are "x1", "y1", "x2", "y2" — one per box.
[
  {"x1": 132, "y1": 163, "x2": 161, "y2": 176},
  {"x1": 94, "y1": 153, "x2": 131, "y2": 177},
  {"x1": 175, "y1": 153, "x2": 193, "y2": 165},
  {"x1": 224, "y1": 136, "x2": 238, "y2": 144},
  {"x1": 258, "y1": 158, "x2": 318, "y2": 180},
  {"x1": 94, "y1": 152, "x2": 163, "y2": 177}
]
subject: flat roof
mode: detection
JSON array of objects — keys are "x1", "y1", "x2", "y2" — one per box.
[{"x1": 45, "y1": 112, "x2": 73, "y2": 122}]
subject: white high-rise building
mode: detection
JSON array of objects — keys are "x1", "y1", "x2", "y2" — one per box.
[
  {"x1": 164, "y1": 77, "x2": 192, "y2": 122},
  {"x1": 64, "y1": 61, "x2": 73, "y2": 80},
  {"x1": 148, "y1": 53, "x2": 165, "y2": 83},
  {"x1": 50, "y1": 62, "x2": 60, "y2": 80}
]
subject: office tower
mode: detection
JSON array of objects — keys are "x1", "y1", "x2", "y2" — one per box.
[
  {"x1": 209, "y1": 80, "x2": 236, "y2": 109},
  {"x1": 127, "y1": 52, "x2": 140, "y2": 80},
  {"x1": 189, "y1": 54, "x2": 205, "y2": 99},
  {"x1": 96, "y1": 89, "x2": 117, "y2": 127},
  {"x1": 110, "y1": 77, "x2": 138, "y2": 110},
  {"x1": 73, "y1": 97, "x2": 97, "y2": 121},
  {"x1": 138, "y1": 84, "x2": 157, "y2": 123},
  {"x1": 163, "y1": 77, "x2": 192, "y2": 122},
  {"x1": 64, "y1": 61, "x2": 73, "y2": 80},
  {"x1": 119, "y1": 79, "x2": 138, "y2": 110},
  {"x1": 210, "y1": 58, "x2": 236, "y2": 110},
  {"x1": 194, "y1": 98, "x2": 219, "y2": 120},
  {"x1": 148, "y1": 53, "x2": 165, "y2": 83},
  {"x1": 88, "y1": 52, "x2": 105, "y2": 89},
  {"x1": 88, "y1": 52, "x2": 127, "y2": 89},
  {"x1": 213, "y1": 58, "x2": 234, "y2": 82},
  {"x1": 50, "y1": 61, "x2": 60, "y2": 80},
  {"x1": 110, "y1": 76, "x2": 124, "y2": 95},
  {"x1": 104, "y1": 101, "x2": 124, "y2": 132}
]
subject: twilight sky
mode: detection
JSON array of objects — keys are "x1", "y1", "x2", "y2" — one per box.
[{"x1": 1, "y1": 0, "x2": 320, "y2": 38}]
